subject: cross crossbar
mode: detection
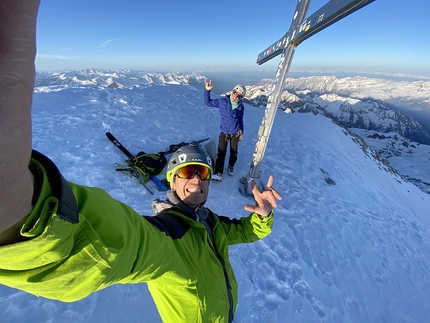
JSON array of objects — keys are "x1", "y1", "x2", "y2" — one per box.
[{"x1": 257, "y1": 0, "x2": 375, "y2": 65}]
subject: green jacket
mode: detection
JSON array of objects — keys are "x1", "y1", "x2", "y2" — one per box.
[{"x1": 0, "y1": 151, "x2": 274, "y2": 323}]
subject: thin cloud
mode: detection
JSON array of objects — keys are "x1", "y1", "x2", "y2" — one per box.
[{"x1": 99, "y1": 38, "x2": 121, "y2": 48}]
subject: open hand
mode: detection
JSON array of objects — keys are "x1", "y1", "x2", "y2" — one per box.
[
  {"x1": 204, "y1": 79, "x2": 213, "y2": 91},
  {"x1": 244, "y1": 175, "x2": 282, "y2": 217}
]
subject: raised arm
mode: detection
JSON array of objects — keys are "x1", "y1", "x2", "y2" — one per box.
[
  {"x1": 203, "y1": 79, "x2": 221, "y2": 108},
  {"x1": 0, "y1": 0, "x2": 40, "y2": 244}
]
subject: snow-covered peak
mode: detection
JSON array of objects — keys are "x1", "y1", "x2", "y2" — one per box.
[
  {"x1": 34, "y1": 69, "x2": 207, "y2": 88},
  {"x1": 2, "y1": 70, "x2": 429, "y2": 322}
]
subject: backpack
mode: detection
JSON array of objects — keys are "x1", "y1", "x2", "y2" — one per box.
[{"x1": 134, "y1": 152, "x2": 167, "y2": 175}]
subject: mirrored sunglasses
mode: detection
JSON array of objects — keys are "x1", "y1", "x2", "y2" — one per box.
[
  {"x1": 232, "y1": 90, "x2": 243, "y2": 99},
  {"x1": 176, "y1": 164, "x2": 211, "y2": 180}
]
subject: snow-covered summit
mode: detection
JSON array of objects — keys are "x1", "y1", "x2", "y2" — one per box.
[
  {"x1": 1, "y1": 70, "x2": 429, "y2": 322},
  {"x1": 32, "y1": 70, "x2": 430, "y2": 195}
]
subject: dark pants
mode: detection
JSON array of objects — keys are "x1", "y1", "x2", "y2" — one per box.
[{"x1": 214, "y1": 132, "x2": 239, "y2": 174}]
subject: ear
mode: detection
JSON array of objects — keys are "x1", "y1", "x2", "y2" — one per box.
[{"x1": 171, "y1": 176, "x2": 176, "y2": 191}]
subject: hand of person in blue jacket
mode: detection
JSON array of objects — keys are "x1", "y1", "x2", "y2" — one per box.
[
  {"x1": 244, "y1": 175, "x2": 282, "y2": 217},
  {"x1": 235, "y1": 130, "x2": 243, "y2": 141},
  {"x1": 204, "y1": 79, "x2": 213, "y2": 91}
]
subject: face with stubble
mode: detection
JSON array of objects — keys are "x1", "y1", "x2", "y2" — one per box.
[{"x1": 172, "y1": 172, "x2": 210, "y2": 206}]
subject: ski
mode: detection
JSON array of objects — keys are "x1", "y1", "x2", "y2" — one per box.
[
  {"x1": 125, "y1": 159, "x2": 169, "y2": 191},
  {"x1": 115, "y1": 163, "x2": 154, "y2": 195},
  {"x1": 106, "y1": 132, "x2": 169, "y2": 192},
  {"x1": 150, "y1": 174, "x2": 169, "y2": 191},
  {"x1": 106, "y1": 132, "x2": 135, "y2": 160}
]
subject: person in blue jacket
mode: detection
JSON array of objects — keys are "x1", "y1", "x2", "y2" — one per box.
[
  {"x1": 204, "y1": 80, "x2": 246, "y2": 181},
  {"x1": 0, "y1": 3, "x2": 285, "y2": 322}
]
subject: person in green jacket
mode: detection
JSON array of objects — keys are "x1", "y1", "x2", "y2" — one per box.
[{"x1": 0, "y1": 2, "x2": 283, "y2": 323}]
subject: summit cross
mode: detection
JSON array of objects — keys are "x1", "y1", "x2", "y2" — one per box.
[{"x1": 241, "y1": 0, "x2": 375, "y2": 195}]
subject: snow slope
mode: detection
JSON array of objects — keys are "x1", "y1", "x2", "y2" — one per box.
[{"x1": 1, "y1": 71, "x2": 429, "y2": 323}]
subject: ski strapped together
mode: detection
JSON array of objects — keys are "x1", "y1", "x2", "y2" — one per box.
[
  {"x1": 106, "y1": 132, "x2": 210, "y2": 192},
  {"x1": 106, "y1": 132, "x2": 168, "y2": 192},
  {"x1": 115, "y1": 162, "x2": 156, "y2": 195}
]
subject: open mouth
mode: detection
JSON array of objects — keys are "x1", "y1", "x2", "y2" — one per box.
[{"x1": 187, "y1": 186, "x2": 203, "y2": 193}]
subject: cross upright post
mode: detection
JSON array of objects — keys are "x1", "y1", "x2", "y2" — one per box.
[{"x1": 241, "y1": 0, "x2": 375, "y2": 195}]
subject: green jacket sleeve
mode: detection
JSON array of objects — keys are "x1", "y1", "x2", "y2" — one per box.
[
  {"x1": 0, "y1": 150, "x2": 275, "y2": 322},
  {"x1": 0, "y1": 151, "x2": 177, "y2": 302},
  {"x1": 216, "y1": 211, "x2": 274, "y2": 246}
]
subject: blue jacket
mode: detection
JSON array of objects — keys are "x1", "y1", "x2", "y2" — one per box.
[{"x1": 204, "y1": 89, "x2": 244, "y2": 135}]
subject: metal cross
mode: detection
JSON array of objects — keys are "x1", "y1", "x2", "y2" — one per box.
[{"x1": 241, "y1": 0, "x2": 375, "y2": 195}]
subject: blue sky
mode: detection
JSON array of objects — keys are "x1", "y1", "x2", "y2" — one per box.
[{"x1": 36, "y1": 0, "x2": 430, "y2": 78}]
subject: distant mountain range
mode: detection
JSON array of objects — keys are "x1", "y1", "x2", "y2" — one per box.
[
  {"x1": 242, "y1": 76, "x2": 430, "y2": 194},
  {"x1": 243, "y1": 77, "x2": 430, "y2": 145},
  {"x1": 34, "y1": 70, "x2": 430, "y2": 194},
  {"x1": 34, "y1": 69, "x2": 206, "y2": 89}
]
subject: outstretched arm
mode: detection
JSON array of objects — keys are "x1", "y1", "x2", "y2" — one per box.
[
  {"x1": 0, "y1": 0, "x2": 40, "y2": 244},
  {"x1": 244, "y1": 175, "x2": 282, "y2": 217},
  {"x1": 204, "y1": 79, "x2": 213, "y2": 91}
]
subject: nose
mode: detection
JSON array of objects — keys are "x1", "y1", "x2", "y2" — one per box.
[{"x1": 190, "y1": 172, "x2": 203, "y2": 181}]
